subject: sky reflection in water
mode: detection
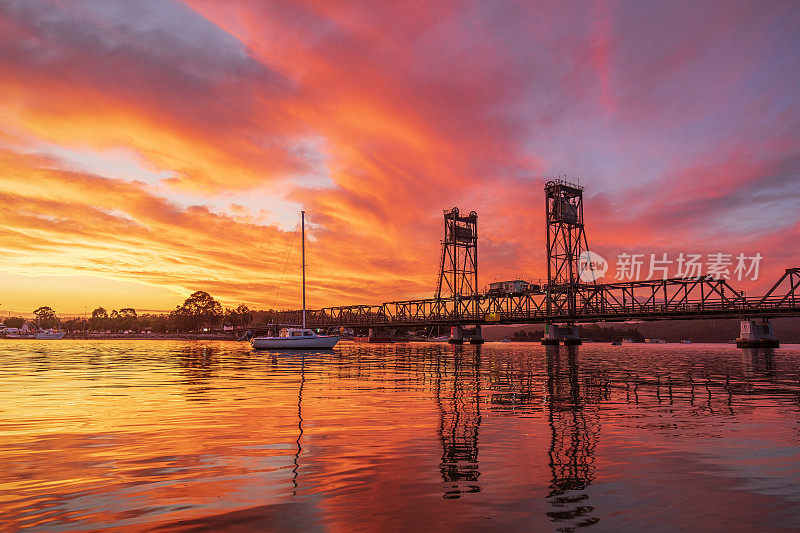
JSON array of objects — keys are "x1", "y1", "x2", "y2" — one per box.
[{"x1": 1, "y1": 340, "x2": 799, "y2": 531}]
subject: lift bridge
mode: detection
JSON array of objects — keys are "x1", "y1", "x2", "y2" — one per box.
[{"x1": 278, "y1": 180, "x2": 800, "y2": 346}]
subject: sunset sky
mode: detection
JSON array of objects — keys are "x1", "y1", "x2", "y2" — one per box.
[{"x1": 1, "y1": 0, "x2": 799, "y2": 316}]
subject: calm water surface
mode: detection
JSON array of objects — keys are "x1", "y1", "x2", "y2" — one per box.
[{"x1": 2, "y1": 340, "x2": 800, "y2": 531}]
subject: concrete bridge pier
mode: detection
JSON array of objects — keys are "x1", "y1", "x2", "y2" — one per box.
[
  {"x1": 449, "y1": 325, "x2": 484, "y2": 345},
  {"x1": 448, "y1": 326, "x2": 463, "y2": 345},
  {"x1": 467, "y1": 325, "x2": 484, "y2": 345},
  {"x1": 736, "y1": 319, "x2": 779, "y2": 348},
  {"x1": 541, "y1": 323, "x2": 582, "y2": 346}
]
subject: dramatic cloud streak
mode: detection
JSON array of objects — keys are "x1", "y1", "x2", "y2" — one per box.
[{"x1": 0, "y1": 0, "x2": 799, "y2": 313}]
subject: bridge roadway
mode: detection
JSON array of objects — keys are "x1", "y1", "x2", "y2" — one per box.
[{"x1": 276, "y1": 269, "x2": 800, "y2": 329}]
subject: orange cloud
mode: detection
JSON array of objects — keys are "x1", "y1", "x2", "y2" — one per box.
[{"x1": 0, "y1": 1, "x2": 798, "y2": 313}]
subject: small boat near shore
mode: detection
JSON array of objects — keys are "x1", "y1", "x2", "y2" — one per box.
[
  {"x1": 35, "y1": 330, "x2": 66, "y2": 340},
  {"x1": 3, "y1": 328, "x2": 64, "y2": 339}
]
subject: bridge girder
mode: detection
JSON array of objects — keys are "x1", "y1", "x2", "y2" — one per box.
[{"x1": 277, "y1": 270, "x2": 800, "y2": 329}]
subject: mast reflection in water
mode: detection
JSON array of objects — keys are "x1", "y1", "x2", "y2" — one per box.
[{"x1": 293, "y1": 354, "x2": 306, "y2": 496}]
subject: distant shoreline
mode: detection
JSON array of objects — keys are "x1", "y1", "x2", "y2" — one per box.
[
  {"x1": 2, "y1": 333, "x2": 237, "y2": 341},
  {"x1": 2, "y1": 335, "x2": 791, "y2": 345},
  {"x1": 89, "y1": 334, "x2": 236, "y2": 341}
]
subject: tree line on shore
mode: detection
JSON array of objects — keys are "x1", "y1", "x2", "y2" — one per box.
[
  {"x1": 510, "y1": 324, "x2": 646, "y2": 342},
  {"x1": 3, "y1": 291, "x2": 261, "y2": 333},
  {"x1": 504, "y1": 319, "x2": 800, "y2": 343}
]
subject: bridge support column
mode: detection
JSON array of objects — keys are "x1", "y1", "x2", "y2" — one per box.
[
  {"x1": 449, "y1": 326, "x2": 464, "y2": 345},
  {"x1": 464, "y1": 325, "x2": 483, "y2": 345},
  {"x1": 449, "y1": 325, "x2": 484, "y2": 345},
  {"x1": 736, "y1": 319, "x2": 779, "y2": 348},
  {"x1": 542, "y1": 323, "x2": 581, "y2": 346},
  {"x1": 468, "y1": 325, "x2": 484, "y2": 345}
]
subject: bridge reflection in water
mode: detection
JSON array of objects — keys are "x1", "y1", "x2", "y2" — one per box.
[
  {"x1": 435, "y1": 347, "x2": 482, "y2": 499},
  {"x1": 544, "y1": 345, "x2": 600, "y2": 529},
  {"x1": 424, "y1": 342, "x2": 787, "y2": 528},
  {"x1": 431, "y1": 343, "x2": 602, "y2": 527}
]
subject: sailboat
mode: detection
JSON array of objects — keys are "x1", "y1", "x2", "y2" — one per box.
[{"x1": 252, "y1": 211, "x2": 340, "y2": 350}]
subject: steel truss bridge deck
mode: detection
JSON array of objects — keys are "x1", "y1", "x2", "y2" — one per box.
[{"x1": 277, "y1": 269, "x2": 800, "y2": 328}]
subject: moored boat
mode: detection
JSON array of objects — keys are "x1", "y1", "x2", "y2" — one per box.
[
  {"x1": 252, "y1": 328, "x2": 339, "y2": 349},
  {"x1": 251, "y1": 211, "x2": 339, "y2": 351},
  {"x1": 35, "y1": 330, "x2": 66, "y2": 340}
]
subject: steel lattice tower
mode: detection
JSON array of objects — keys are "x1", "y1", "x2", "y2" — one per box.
[
  {"x1": 435, "y1": 208, "x2": 478, "y2": 311},
  {"x1": 545, "y1": 180, "x2": 590, "y2": 315}
]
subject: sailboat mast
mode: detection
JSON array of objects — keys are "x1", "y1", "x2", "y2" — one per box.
[{"x1": 301, "y1": 210, "x2": 306, "y2": 329}]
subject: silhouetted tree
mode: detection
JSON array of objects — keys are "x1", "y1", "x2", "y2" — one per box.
[
  {"x1": 89, "y1": 307, "x2": 109, "y2": 331},
  {"x1": 105, "y1": 310, "x2": 120, "y2": 332},
  {"x1": 226, "y1": 303, "x2": 252, "y2": 327},
  {"x1": 33, "y1": 306, "x2": 58, "y2": 329},
  {"x1": 117, "y1": 308, "x2": 138, "y2": 331},
  {"x1": 61, "y1": 317, "x2": 86, "y2": 332},
  {"x1": 512, "y1": 329, "x2": 543, "y2": 341},
  {"x1": 136, "y1": 313, "x2": 170, "y2": 333},
  {"x1": 171, "y1": 291, "x2": 223, "y2": 332},
  {"x1": 3, "y1": 317, "x2": 25, "y2": 329},
  {"x1": 579, "y1": 325, "x2": 645, "y2": 342}
]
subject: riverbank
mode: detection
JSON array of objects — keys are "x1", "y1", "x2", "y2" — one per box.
[
  {"x1": 0, "y1": 333, "x2": 238, "y2": 341},
  {"x1": 83, "y1": 333, "x2": 236, "y2": 340}
]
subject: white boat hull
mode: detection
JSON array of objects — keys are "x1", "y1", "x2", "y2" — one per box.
[
  {"x1": 252, "y1": 335, "x2": 339, "y2": 350},
  {"x1": 35, "y1": 332, "x2": 66, "y2": 340}
]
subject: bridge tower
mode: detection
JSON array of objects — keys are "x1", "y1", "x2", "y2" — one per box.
[
  {"x1": 545, "y1": 180, "x2": 591, "y2": 317},
  {"x1": 435, "y1": 209, "x2": 479, "y2": 341},
  {"x1": 435, "y1": 208, "x2": 478, "y2": 301}
]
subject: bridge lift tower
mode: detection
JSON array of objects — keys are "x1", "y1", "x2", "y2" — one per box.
[
  {"x1": 544, "y1": 179, "x2": 591, "y2": 344},
  {"x1": 435, "y1": 208, "x2": 482, "y2": 343},
  {"x1": 436, "y1": 208, "x2": 479, "y2": 302}
]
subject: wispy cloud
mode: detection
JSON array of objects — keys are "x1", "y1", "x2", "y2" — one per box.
[{"x1": 0, "y1": 0, "x2": 798, "y2": 312}]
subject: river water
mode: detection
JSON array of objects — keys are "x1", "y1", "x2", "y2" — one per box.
[{"x1": 1, "y1": 340, "x2": 800, "y2": 531}]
